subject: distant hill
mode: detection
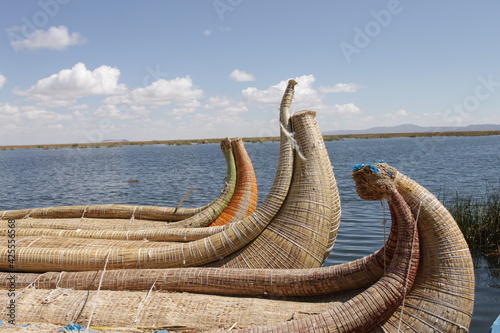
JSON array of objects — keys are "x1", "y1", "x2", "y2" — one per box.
[
  {"x1": 323, "y1": 124, "x2": 500, "y2": 135},
  {"x1": 101, "y1": 139, "x2": 129, "y2": 143}
]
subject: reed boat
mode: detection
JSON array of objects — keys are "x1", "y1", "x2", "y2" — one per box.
[
  {"x1": 0, "y1": 136, "x2": 258, "y2": 236},
  {"x1": 0, "y1": 163, "x2": 473, "y2": 332},
  {"x1": 0, "y1": 107, "x2": 340, "y2": 272},
  {"x1": 0, "y1": 136, "x2": 256, "y2": 228},
  {"x1": 0, "y1": 80, "x2": 340, "y2": 272}
]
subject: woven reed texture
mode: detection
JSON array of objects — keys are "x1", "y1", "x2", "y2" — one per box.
[
  {"x1": 0, "y1": 138, "x2": 237, "y2": 223},
  {"x1": 0, "y1": 138, "x2": 240, "y2": 242},
  {"x1": 0, "y1": 217, "x2": 187, "y2": 230},
  {"x1": 0, "y1": 80, "x2": 296, "y2": 272},
  {"x1": 367, "y1": 163, "x2": 475, "y2": 333},
  {"x1": 0, "y1": 193, "x2": 396, "y2": 295},
  {"x1": 0, "y1": 110, "x2": 359, "y2": 294},
  {"x1": 145, "y1": 137, "x2": 237, "y2": 229},
  {"x1": 0, "y1": 204, "x2": 202, "y2": 222},
  {"x1": 0, "y1": 155, "x2": 472, "y2": 332},
  {"x1": 209, "y1": 138, "x2": 258, "y2": 226},
  {"x1": 0, "y1": 138, "x2": 257, "y2": 241},
  {"x1": 216, "y1": 110, "x2": 341, "y2": 269},
  {"x1": 0, "y1": 165, "x2": 419, "y2": 332}
]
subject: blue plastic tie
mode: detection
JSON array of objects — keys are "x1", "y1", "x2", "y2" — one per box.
[
  {"x1": 59, "y1": 324, "x2": 87, "y2": 332},
  {"x1": 352, "y1": 163, "x2": 380, "y2": 174}
]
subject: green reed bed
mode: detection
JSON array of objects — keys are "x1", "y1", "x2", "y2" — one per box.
[{"x1": 445, "y1": 189, "x2": 500, "y2": 254}]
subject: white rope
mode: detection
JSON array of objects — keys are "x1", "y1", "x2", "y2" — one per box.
[
  {"x1": 280, "y1": 123, "x2": 306, "y2": 161},
  {"x1": 380, "y1": 200, "x2": 388, "y2": 275},
  {"x1": 86, "y1": 251, "x2": 110, "y2": 330},
  {"x1": 129, "y1": 205, "x2": 137, "y2": 223},
  {"x1": 81, "y1": 205, "x2": 88, "y2": 218},
  {"x1": 133, "y1": 277, "x2": 158, "y2": 324},
  {"x1": 397, "y1": 201, "x2": 422, "y2": 332}
]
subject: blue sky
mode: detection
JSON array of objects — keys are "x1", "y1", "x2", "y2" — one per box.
[{"x1": 1, "y1": 1, "x2": 499, "y2": 145}]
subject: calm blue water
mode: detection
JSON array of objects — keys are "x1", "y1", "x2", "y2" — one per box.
[{"x1": 1, "y1": 135, "x2": 499, "y2": 331}]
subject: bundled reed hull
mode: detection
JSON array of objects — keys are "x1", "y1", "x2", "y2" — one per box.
[
  {"x1": 0, "y1": 137, "x2": 238, "y2": 224},
  {"x1": 0, "y1": 80, "x2": 297, "y2": 272},
  {"x1": 0, "y1": 138, "x2": 258, "y2": 243},
  {"x1": 1, "y1": 164, "x2": 473, "y2": 332},
  {"x1": 209, "y1": 137, "x2": 258, "y2": 226},
  {"x1": 0, "y1": 163, "x2": 419, "y2": 332},
  {"x1": 217, "y1": 110, "x2": 341, "y2": 268}
]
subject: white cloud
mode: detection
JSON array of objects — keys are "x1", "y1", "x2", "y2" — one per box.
[
  {"x1": 23, "y1": 108, "x2": 72, "y2": 122},
  {"x1": 94, "y1": 104, "x2": 149, "y2": 119},
  {"x1": 203, "y1": 96, "x2": 232, "y2": 109},
  {"x1": 0, "y1": 74, "x2": 6, "y2": 89},
  {"x1": 319, "y1": 83, "x2": 364, "y2": 93},
  {"x1": 202, "y1": 29, "x2": 213, "y2": 36},
  {"x1": 229, "y1": 69, "x2": 256, "y2": 82},
  {"x1": 215, "y1": 104, "x2": 247, "y2": 116},
  {"x1": 242, "y1": 75, "x2": 322, "y2": 109},
  {"x1": 0, "y1": 103, "x2": 71, "y2": 123},
  {"x1": 104, "y1": 76, "x2": 203, "y2": 108},
  {"x1": 73, "y1": 110, "x2": 88, "y2": 122},
  {"x1": 330, "y1": 103, "x2": 361, "y2": 115},
  {"x1": 168, "y1": 100, "x2": 202, "y2": 115},
  {"x1": 67, "y1": 104, "x2": 89, "y2": 111},
  {"x1": 10, "y1": 25, "x2": 86, "y2": 52},
  {"x1": 384, "y1": 109, "x2": 410, "y2": 121},
  {"x1": 15, "y1": 62, "x2": 126, "y2": 107},
  {"x1": 0, "y1": 103, "x2": 19, "y2": 116},
  {"x1": 203, "y1": 96, "x2": 247, "y2": 116}
]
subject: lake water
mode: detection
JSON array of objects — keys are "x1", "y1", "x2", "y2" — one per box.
[{"x1": 1, "y1": 135, "x2": 499, "y2": 331}]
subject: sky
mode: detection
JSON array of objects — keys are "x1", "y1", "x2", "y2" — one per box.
[{"x1": 1, "y1": 1, "x2": 500, "y2": 145}]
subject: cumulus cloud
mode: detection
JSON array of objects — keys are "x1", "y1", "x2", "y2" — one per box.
[
  {"x1": 14, "y1": 62, "x2": 126, "y2": 107},
  {"x1": 0, "y1": 74, "x2": 6, "y2": 89},
  {"x1": 0, "y1": 103, "x2": 19, "y2": 117},
  {"x1": 215, "y1": 104, "x2": 247, "y2": 116},
  {"x1": 10, "y1": 25, "x2": 86, "y2": 52},
  {"x1": 319, "y1": 83, "x2": 364, "y2": 93},
  {"x1": 203, "y1": 96, "x2": 247, "y2": 116},
  {"x1": 94, "y1": 104, "x2": 150, "y2": 120},
  {"x1": 104, "y1": 76, "x2": 203, "y2": 112},
  {"x1": 384, "y1": 109, "x2": 410, "y2": 121},
  {"x1": 242, "y1": 75, "x2": 322, "y2": 109},
  {"x1": 203, "y1": 96, "x2": 232, "y2": 109},
  {"x1": 0, "y1": 103, "x2": 71, "y2": 123},
  {"x1": 23, "y1": 108, "x2": 72, "y2": 122},
  {"x1": 330, "y1": 103, "x2": 361, "y2": 115},
  {"x1": 229, "y1": 69, "x2": 256, "y2": 82},
  {"x1": 168, "y1": 100, "x2": 202, "y2": 115}
]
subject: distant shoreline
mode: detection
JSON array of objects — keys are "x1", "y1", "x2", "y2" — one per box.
[{"x1": 2, "y1": 130, "x2": 500, "y2": 150}]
